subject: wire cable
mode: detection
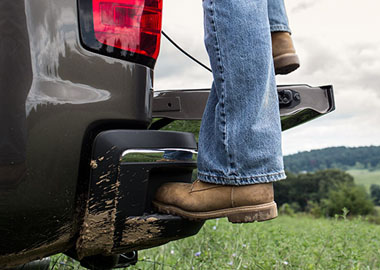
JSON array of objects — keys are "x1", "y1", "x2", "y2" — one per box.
[{"x1": 162, "y1": 30, "x2": 212, "y2": 73}]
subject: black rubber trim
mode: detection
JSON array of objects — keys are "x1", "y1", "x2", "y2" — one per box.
[
  {"x1": 321, "y1": 85, "x2": 336, "y2": 112},
  {"x1": 87, "y1": 130, "x2": 201, "y2": 254}
]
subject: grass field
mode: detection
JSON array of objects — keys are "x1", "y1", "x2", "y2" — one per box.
[
  {"x1": 347, "y1": 169, "x2": 380, "y2": 191},
  {"x1": 52, "y1": 215, "x2": 380, "y2": 270}
]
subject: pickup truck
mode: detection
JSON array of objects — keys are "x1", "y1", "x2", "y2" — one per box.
[{"x1": 0, "y1": 0, "x2": 335, "y2": 269}]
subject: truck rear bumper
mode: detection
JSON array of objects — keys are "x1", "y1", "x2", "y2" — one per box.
[{"x1": 76, "y1": 130, "x2": 204, "y2": 259}]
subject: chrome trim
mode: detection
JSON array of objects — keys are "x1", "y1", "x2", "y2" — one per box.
[{"x1": 121, "y1": 148, "x2": 197, "y2": 163}]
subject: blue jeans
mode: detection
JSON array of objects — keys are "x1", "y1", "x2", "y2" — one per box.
[
  {"x1": 164, "y1": 0, "x2": 289, "y2": 185},
  {"x1": 268, "y1": 0, "x2": 291, "y2": 33}
]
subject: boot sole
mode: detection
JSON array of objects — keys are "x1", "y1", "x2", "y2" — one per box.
[
  {"x1": 274, "y1": 53, "x2": 300, "y2": 75},
  {"x1": 152, "y1": 201, "x2": 277, "y2": 223}
]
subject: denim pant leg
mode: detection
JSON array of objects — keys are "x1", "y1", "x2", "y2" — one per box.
[
  {"x1": 267, "y1": 0, "x2": 291, "y2": 33},
  {"x1": 197, "y1": 0, "x2": 286, "y2": 185}
]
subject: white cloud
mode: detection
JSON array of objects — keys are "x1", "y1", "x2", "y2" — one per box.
[
  {"x1": 289, "y1": 0, "x2": 316, "y2": 13},
  {"x1": 155, "y1": 0, "x2": 210, "y2": 89}
]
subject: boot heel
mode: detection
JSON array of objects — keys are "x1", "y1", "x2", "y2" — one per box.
[
  {"x1": 227, "y1": 203, "x2": 278, "y2": 223},
  {"x1": 274, "y1": 53, "x2": 300, "y2": 75}
]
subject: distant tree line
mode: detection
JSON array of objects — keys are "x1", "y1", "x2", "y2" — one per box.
[
  {"x1": 284, "y1": 146, "x2": 380, "y2": 173},
  {"x1": 274, "y1": 169, "x2": 375, "y2": 217}
]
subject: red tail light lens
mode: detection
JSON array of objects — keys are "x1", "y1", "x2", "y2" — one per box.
[{"x1": 78, "y1": 0, "x2": 163, "y2": 68}]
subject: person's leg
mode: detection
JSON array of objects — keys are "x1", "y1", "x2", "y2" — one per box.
[
  {"x1": 267, "y1": 0, "x2": 300, "y2": 74},
  {"x1": 163, "y1": 0, "x2": 296, "y2": 163},
  {"x1": 197, "y1": 0, "x2": 284, "y2": 185},
  {"x1": 154, "y1": 0, "x2": 285, "y2": 223}
]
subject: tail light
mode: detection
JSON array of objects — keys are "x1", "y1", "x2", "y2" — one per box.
[{"x1": 78, "y1": 0, "x2": 163, "y2": 68}]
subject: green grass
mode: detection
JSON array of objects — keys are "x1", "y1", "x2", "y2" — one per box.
[
  {"x1": 347, "y1": 169, "x2": 380, "y2": 191},
  {"x1": 52, "y1": 215, "x2": 380, "y2": 270}
]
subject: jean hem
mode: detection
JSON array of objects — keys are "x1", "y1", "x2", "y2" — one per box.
[
  {"x1": 197, "y1": 170, "x2": 286, "y2": 185},
  {"x1": 270, "y1": 25, "x2": 291, "y2": 34}
]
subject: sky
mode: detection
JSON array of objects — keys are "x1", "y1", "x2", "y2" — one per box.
[{"x1": 154, "y1": 0, "x2": 380, "y2": 155}]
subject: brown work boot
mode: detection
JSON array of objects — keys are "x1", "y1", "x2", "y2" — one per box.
[
  {"x1": 153, "y1": 180, "x2": 277, "y2": 223},
  {"x1": 272, "y1": 32, "x2": 300, "y2": 75}
]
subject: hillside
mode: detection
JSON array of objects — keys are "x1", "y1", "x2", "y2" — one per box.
[
  {"x1": 284, "y1": 146, "x2": 380, "y2": 173},
  {"x1": 347, "y1": 169, "x2": 380, "y2": 191}
]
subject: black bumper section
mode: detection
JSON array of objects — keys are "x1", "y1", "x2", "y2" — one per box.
[{"x1": 76, "y1": 130, "x2": 204, "y2": 259}]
